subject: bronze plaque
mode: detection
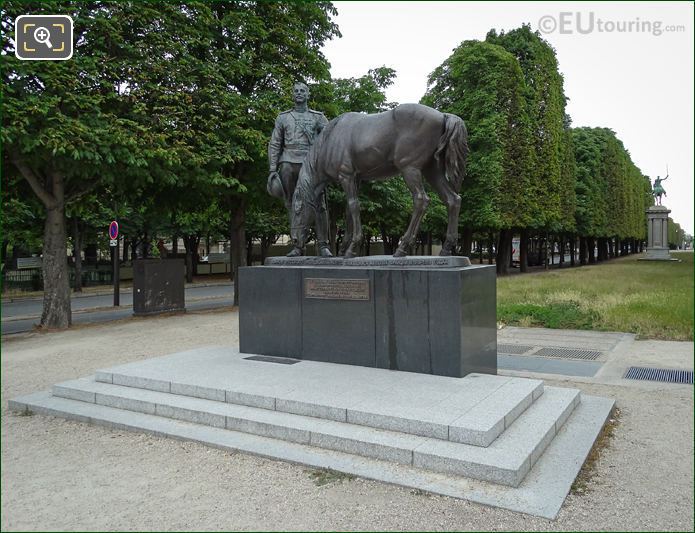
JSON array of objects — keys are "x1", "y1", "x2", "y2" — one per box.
[{"x1": 304, "y1": 278, "x2": 370, "y2": 301}]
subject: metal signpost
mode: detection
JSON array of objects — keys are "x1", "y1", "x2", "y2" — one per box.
[{"x1": 109, "y1": 221, "x2": 119, "y2": 306}]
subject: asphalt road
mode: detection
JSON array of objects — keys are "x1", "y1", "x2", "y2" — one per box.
[{"x1": 1, "y1": 284, "x2": 234, "y2": 335}]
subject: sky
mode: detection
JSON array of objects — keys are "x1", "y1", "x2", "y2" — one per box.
[{"x1": 321, "y1": 1, "x2": 694, "y2": 234}]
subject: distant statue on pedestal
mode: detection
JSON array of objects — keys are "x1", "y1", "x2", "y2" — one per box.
[{"x1": 653, "y1": 172, "x2": 669, "y2": 206}]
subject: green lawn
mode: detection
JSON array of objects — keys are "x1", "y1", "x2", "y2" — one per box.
[{"x1": 497, "y1": 252, "x2": 694, "y2": 341}]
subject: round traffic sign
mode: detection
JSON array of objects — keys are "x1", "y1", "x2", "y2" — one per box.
[{"x1": 109, "y1": 221, "x2": 119, "y2": 240}]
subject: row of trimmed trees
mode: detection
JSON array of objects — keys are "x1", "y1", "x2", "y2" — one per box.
[{"x1": 422, "y1": 25, "x2": 655, "y2": 274}]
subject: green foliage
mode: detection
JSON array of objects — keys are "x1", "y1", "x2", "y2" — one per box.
[
  {"x1": 668, "y1": 218, "x2": 685, "y2": 248},
  {"x1": 486, "y1": 25, "x2": 571, "y2": 231},
  {"x1": 571, "y1": 127, "x2": 650, "y2": 240},
  {"x1": 423, "y1": 40, "x2": 533, "y2": 230}
]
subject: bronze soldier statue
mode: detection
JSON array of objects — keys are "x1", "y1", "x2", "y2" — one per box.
[{"x1": 267, "y1": 82, "x2": 332, "y2": 257}]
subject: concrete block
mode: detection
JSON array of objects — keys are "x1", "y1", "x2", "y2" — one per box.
[
  {"x1": 309, "y1": 431, "x2": 413, "y2": 465},
  {"x1": 226, "y1": 416, "x2": 311, "y2": 445},
  {"x1": 112, "y1": 374, "x2": 170, "y2": 393},
  {"x1": 170, "y1": 382, "x2": 225, "y2": 402},
  {"x1": 448, "y1": 378, "x2": 543, "y2": 446},
  {"x1": 276, "y1": 398, "x2": 347, "y2": 422},
  {"x1": 347, "y1": 409, "x2": 449, "y2": 440},
  {"x1": 95, "y1": 371, "x2": 113, "y2": 384},
  {"x1": 155, "y1": 403, "x2": 226, "y2": 428},
  {"x1": 225, "y1": 390, "x2": 276, "y2": 410},
  {"x1": 95, "y1": 392, "x2": 156, "y2": 415},
  {"x1": 413, "y1": 444, "x2": 527, "y2": 487},
  {"x1": 52, "y1": 382, "x2": 96, "y2": 403}
]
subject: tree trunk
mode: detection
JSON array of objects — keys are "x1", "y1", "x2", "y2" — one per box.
[
  {"x1": 13, "y1": 159, "x2": 72, "y2": 328},
  {"x1": 460, "y1": 227, "x2": 472, "y2": 257},
  {"x1": 478, "y1": 239, "x2": 484, "y2": 264},
  {"x1": 41, "y1": 205, "x2": 72, "y2": 328},
  {"x1": 496, "y1": 229, "x2": 513, "y2": 275},
  {"x1": 488, "y1": 232, "x2": 495, "y2": 265},
  {"x1": 172, "y1": 235, "x2": 178, "y2": 255},
  {"x1": 608, "y1": 238, "x2": 614, "y2": 259},
  {"x1": 72, "y1": 218, "x2": 83, "y2": 292},
  {"x1": 579, "y1": 237, "x2": 587, "y2": 265},
  {"x1": 519, "y1": 228, "x2": 529, "y2": 272},
  {"x1": 569, "y1": 234, "x2": 576, "y2": 267},
  {"x1": 230, "y1": 201, "x2": 246, "y2": 306},
  {"x1": 588, "y1": 237, "x2": 596, "y2": 263},
  {"x1": 559, "y1": 235, "x2": 565, "y2": 267}
]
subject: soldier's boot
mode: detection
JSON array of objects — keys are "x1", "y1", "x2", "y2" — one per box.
[
  {"x1": 286, "y1": 244, "x2": 304, "y2": 257},
  {"x1": 317, "y1": 241, "x2": 333, "y2": 257}
]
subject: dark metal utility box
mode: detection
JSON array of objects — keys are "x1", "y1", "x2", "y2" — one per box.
[{"x1": 133, "y1": 259, "x2": 185, "y2": 316}]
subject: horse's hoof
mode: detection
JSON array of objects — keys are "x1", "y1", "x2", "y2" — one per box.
[
  {"x1": 393, "y1": 249, "x2": 407, "y2": 258},
  {"x1": 318, "y1": 246, "x2": 333, "y2": 258},
  {"x1": 439, "y1": 249, "x2": 452, "y2": 257}
]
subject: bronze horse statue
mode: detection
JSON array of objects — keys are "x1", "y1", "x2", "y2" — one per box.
[{"x1": 288, "y1": 103, "x2": 468, "y2": 258}]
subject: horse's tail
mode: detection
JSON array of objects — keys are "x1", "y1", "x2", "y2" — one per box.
[{"x1": 434, "y1": 113, "x2": 468, "y2": 193}]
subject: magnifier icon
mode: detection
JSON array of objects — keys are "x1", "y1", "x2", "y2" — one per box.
[{"x1": 33, "y1": 26, "x2": 53, "y2": 49}]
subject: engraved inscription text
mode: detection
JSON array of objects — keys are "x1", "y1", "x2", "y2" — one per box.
[{"x1": 304, "y1": 278, "x2": 370, "y2": 301}]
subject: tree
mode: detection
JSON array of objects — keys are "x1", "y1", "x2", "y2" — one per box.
[
  {"x1": 486, "y1": 25, "x2": 570, "y2": 233},
  {"x1": 191, "y1": 2, "x2": 340, "y2": 304},
  {"x1": 423, "y1": 40, "x2": 534, "y2": 273},
  {"x1": 2, "y1": 1, "x2": 195, "y2": 327}
]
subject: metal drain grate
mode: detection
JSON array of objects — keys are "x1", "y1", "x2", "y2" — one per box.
[
  {"x1": 498, "y1": 344, "x2": 533, "y2": 355},
  {"x1": 243, "y1": 355, "x2": 301, "y2": 365},
  {"x1": 624, "y1": 366, "x2": 693, "y2": 384},
  {"x1": 534, "y1": 347, "x2": 603, "y2": 360}
]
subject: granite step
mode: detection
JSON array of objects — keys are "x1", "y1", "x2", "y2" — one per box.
[
  {"x1": 50, "y1": 376, "x2": 579, "y2": 487},
  {"x1": 93, "y1": 348, "x2": 543, "y2": 447},
  {"x1": 7, "y1": 390, "x2": 614, "y2": 519}
]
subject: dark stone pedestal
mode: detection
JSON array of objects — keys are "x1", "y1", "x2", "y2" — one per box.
[
  {"x1": 133, "y1": 259, "x2": 185, "y2": 316},
  {"x1": 239, "y1": 256, "x2": 496, "y2": 378}
]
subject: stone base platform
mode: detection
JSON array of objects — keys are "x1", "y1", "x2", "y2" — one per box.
[
  {"x1": 239, "y1": 256, "x2": 497, "y2": 378},
  {"x1": 9, "y1": 346, "x2": 614, "y2": 519}
]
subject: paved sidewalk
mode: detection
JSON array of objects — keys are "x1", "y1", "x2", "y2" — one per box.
[{"x1": 498, "y1": 326, "x2": 693, "y2": 387}]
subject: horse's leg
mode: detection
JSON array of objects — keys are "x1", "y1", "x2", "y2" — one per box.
[
  {"x1": 394, "y1": 167, "x2": 429, "y2": 257},
  {"x1": 339, "y1": 206, "x2": 353, "y2": 256},
  {"x1": 339, "y1": 173, "x2": 362, "y2": 259},
  {"x1": 339, "y1": 179, "x2": 362, "y2": 256},
  {"x1": 425, "y1": 166, "x2": 462, "y2": 256}
]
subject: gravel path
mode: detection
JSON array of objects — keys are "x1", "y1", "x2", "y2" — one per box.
[{"x1": 2, "y1": 310, "x2": 693, "y2": 531}]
